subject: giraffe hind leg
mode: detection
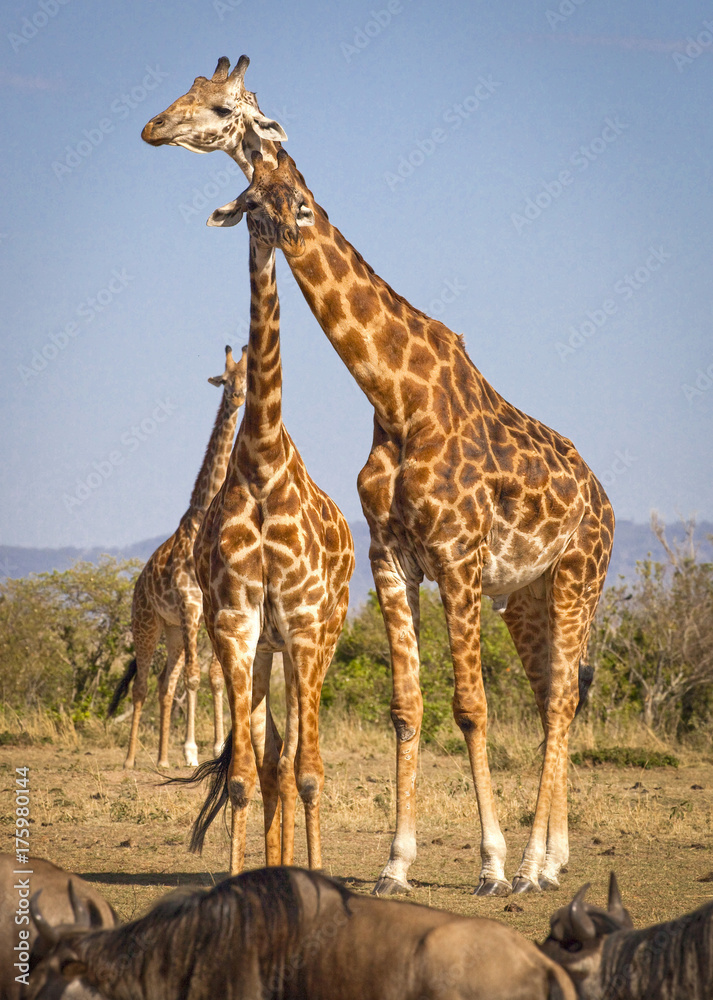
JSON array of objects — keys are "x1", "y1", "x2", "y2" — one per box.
[
  {"x1": 124, "y1": 610, "x2": 162, "y2": 769},
  {"x1": 156, "y1": 626, "x2": 185, "y2": 768},
  {"x1": 504, "y1": 515, "x2": 611, "y2": 892}
]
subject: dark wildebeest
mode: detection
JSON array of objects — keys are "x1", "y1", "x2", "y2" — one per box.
[
  {"x1": 0, "y1": 855, "x2": 116, "y2": 1000},
  {"x1": 541, "y1": 872, "x2": 713, "y2": 999},
  {"x1": 28, "y1": 866, "x2": 576, "y2": 1000}
]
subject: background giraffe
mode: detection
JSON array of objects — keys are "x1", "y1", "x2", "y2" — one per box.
[
  {"x1": 175, "y1": 207, "x2": 354, "y2": 876},
  {"x1": 108, "y1": 346, "x2": 248, "y2": 770},
  {"x1": 142, "y1": 62, "x2": 614, "y2": 894}
]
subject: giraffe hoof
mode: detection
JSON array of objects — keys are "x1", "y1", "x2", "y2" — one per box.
[
  {"x1": 511, "y1": 876, "x2": 541, "y2": 895},
  {"x1": 157, "y1": 760, "x2": 170, "y2": 769},
  {"x1": 538, "y1": 875, "x2": 560, "y2": 891},
  {"x1": 473, "y1": 878, "x2": 511, "y2": 897},
  {"x1": 372, "y1": 876, "x2": 411, "y2": 897}
]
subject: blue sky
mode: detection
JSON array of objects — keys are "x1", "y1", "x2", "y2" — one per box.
[{"x1": 1, "y1": 0, "x2": 712, "y2": 549}]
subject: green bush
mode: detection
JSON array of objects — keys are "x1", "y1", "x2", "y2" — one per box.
[
  {"x1": 0, "y1": 558, "x2": 140, "y2": 718},
  {"x1": 323, "y1": 587, "x2": 533, "y2": 740}
]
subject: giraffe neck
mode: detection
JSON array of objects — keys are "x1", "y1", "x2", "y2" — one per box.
[
  {"x1": 189, "y1": 393, "x2": 240, "y2": 511},
  {"x1": 283, "y1": 180, "x2": 472, "y2": 437},
  {"x1": 232, "y1": 238, "x2": 284, "y2": 476}
]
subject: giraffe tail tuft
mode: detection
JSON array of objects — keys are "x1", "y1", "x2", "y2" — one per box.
[
  {"x1": 163, "y1": 732, "x2": 233, "y2": 854},
  {"x1": 574, "y1": 659, "x2": 595, "y2": 717},
  {"x1": 106, "y1": 658, "x2": 137, "y2": 717}
]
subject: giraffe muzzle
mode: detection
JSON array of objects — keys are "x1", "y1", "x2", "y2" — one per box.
[
  {"x1": 141, "y1": 117, "x2": 170, "y2": 145},
  {"x1": 280, "y1": 225, "x2": 305, "y2": 256}
]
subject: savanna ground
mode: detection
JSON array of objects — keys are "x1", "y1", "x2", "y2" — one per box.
[{"x1": 2, "y1": 701, "x2": 712, "y2": 944}]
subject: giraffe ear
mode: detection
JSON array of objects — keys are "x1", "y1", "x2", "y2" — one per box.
[
  {"x1": 206, "y1": 197, "x2": 244, "y2": 228},
  {"x1": 295, "y1": 204, "x2": 315, "y2": 228},
  {"x1": 249, "y1": 112, "x2": 287, "y2": 143},
  {"x1": 207, "y1": 375, "x2": 225, "y2": 387}
]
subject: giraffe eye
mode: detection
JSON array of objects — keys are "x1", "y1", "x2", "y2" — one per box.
[{"x1": 212, "y1": 106, "x2": 232, "y2": 117}]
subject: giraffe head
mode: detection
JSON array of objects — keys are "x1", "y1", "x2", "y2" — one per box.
[
  {"x1": 208, "y1": 344, "x2": 248, "y2": 410},
  {"x1": 207, "y1": 149, "x2": 314, "y2": 257},
  {"x1": 141, "y1": 56, "x2": 287, "y2": 178}
]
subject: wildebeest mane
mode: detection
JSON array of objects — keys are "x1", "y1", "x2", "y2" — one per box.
[
  {"x1": 79, "y1": 868, "x2": 353, "y2": 1000},
  {"x1": 599, "y1": 900, "x2": 713, "y2": 1000}
]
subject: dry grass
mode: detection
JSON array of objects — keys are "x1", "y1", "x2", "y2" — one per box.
[{"x1": 1, "y1": 705, "x2": 711, "y2": 937}]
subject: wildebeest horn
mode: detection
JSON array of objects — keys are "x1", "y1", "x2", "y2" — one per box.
[
  {"x1": 212, "y1": 57, "x2": 231, "y2": 82},
  {"x1": 607, "y1": 872, "x2": 634, "y2": 928},
  {"x1": 229, "y1": 54, "x2": 250, "y2": 87},
  {"x1": 68, "y1": 880, "x2": 92, "y2": 928},
  {"x1": 30, "y1": 890, "x2": 60, "y2": 945},
  {"x1": 569, "y1": 883, "x2": 597, "y2": 942}
]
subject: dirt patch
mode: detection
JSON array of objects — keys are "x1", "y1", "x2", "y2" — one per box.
[{"x1": 2, "y1": 726, "x2": 712, "y2": 941}]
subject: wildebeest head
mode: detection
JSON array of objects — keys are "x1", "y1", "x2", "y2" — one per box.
[
  {"x1": 27, "y1": 885, "x2": 108, "y2": 1000},
  {"x1": 540, "y1": 873, "x2": 634, "y2": 985}
]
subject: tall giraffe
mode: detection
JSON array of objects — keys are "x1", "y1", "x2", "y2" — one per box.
[
  {"x1": 108, "y1": 346, "x2": 248, "y2": 770},
  {"x1": 142, "y1": 60, "x2": 614, "y2": 895},
  {"x1": 178, "y1": 205, "x2": 354, "y2": 876}
]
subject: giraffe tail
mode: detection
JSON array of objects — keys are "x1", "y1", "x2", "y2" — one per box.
[
  {"x1": 106, "y1": 658, "x2": 137, "y2": 717},
  {"x1": 574, "y1": 659, "x2": 594, "y2": 718},
  {"x1": 163, "y1": 732, "x2": 233, "y2": 854}
]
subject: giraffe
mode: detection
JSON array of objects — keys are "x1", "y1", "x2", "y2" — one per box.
[
  {"x1": 141, "y1": 60, "x2": 614, "y2": 894},
  {"x1": 108, "y1": 346, "x2": 248, "y2": 770},
  {"x1": 176, "y1": 204, "x2": 354, "y2": 877}
]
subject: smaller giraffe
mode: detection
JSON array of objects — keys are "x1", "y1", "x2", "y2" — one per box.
[
  {"x1": 182, "y1": 174, "x2": 354, "y2": 875},
  {"x1": 108, "y1": 346, "x2": 248, "y2": 769}
]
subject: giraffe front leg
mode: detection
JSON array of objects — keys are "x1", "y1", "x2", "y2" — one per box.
[
  {"x1": 439, "y1": 560, "x2": 509, "y2": 897},
  {"x1": 213, "y1": 607, "x2": 261, "y2": 876},
  {"x1": 285, "y1": 631, "x2": 327, "y2": 870},
  {"x1": 371, "y1": 551, "x2": 422, "y2": 896}
]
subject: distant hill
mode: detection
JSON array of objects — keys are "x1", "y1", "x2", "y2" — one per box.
[
  {"x1": 1, "y1": 518, "x2": 711, "y2": 611},
  {"x1": 606, "y1": 518, "x2": 713, "y2": 582}
]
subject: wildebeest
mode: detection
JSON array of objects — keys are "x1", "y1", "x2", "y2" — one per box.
[
  {"x1": 0, "y1": 855, "x2": 116, "y2": 1000},
  {"x1": 541, "y1": 872, "x2": 713, "y2": 999},
  {"x1": 28, "y1": 866, "x2": 575, "y2": 1000}
]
